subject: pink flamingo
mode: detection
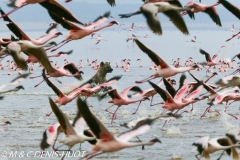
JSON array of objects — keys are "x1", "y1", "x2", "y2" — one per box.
[
  {"x1": 42, "y1": 69, "x2": 90, "y2": 116},
  {"x1": 98, "y1": 86, "x2": 149, "y2": 124},
  {"x1": 199, "y1": 48, "x2": 220, "y2": 76},
  {"x1": 182, "y1": 1, "x2": 221, "y2": 26},
  {"x1": 134, "y1": 39, "x2": 198, "y2": 83},
  {"x1": 47, "y1": 98, "x2": 96, "y2": 156},
  {"x1": 226, "y1": 32, "x2": 240, "y2": 42},
  {"x1": 210, "y1": 91, "x2": 240, "y2": 119},
  {"x1": 124, "y1": 62, "x2": 130, "y2": 72},
  {"x1": 77, "y1": 97, "x2": 161, "y2": 159},
  {"x1": 0, "y1": 121, "x2": 11, "y2": 126},
  {"x1": 50, "y1": 11, "x2": 118, "y2": 52},
  {"x1": 0, "y1": 9, "x2": 62, "y2": 45},
  {"x1": 78, "y1": 59, "x2": 83, "y2": 68},
  {"x1": 1, "y1": 0, "x2": 83, "y2": 26}
]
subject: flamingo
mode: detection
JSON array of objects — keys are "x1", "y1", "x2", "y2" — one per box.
[
  {"x1": 193, "y1": 136, "x2": 240, "y2": 160},
  {"x1": 42, "y1": 69, "x2": 88, "y2": 108},
  {"x1": 0, "y1": 9, "x2": 62, "y2": 45},
  {"x1": 98, "y1": 86, "x2": 149, "y2": 124},
  {"x1": 119, "y1": 2, "x2": 190, "y2": 35},
  {"x1": 49, "y1": 11, "x2": 118, "y2": 52},
  {"x1": 76, "y1": 97, "x2": 161, "y2": 159},
  {"x1": 128, "y1": 23, "x2": 135, "y2": 32},
  {"x1": 199, "y1": 48, "x2": 220, "y2": 76},
  {"x1": 2, "y1": 0, "x2": 84, "y2": 25},
  {"x1": 210, "y1": 91, "x2": 240, "y2": 119},
  {"x1": 0, "y1": 121, "x2": 11, "y2": 126},
  {"x1": 134, "y1": 38, "x2": 198, "y2": 83},
  {"x1": 182, "y1": 1, "x2": 221, "y2": 26},
  {"x1": 47, "y1": 97, "x2": 96, "y2": 156},
  {"x1": 0, "y1": 40, "x2": 56, "y2": 70}
]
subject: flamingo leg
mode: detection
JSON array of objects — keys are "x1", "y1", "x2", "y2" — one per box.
[
  {"x1": 0, "y1": 3, "x2": 28, "y2": 18},
  {"x1": 135, "y1": 136, "x2": 145, "y2": 150},
  {"x1": 105, "y1": 105, "x2": 115, "y2": 114},
  {"x1": 111, "y1": 106, "x2": 120, "y2": 124},
  {"x1": 83, "y1": 151, "x2": 104, "y2": 160},
  {"x1": 160, "y1": 109, "x2": 167, "y2": 115},
  {"x1": 34, "y1": 77, "x2": 50, "y2": 88},
  {"x1": 135, "y1": 75, "x2": 155, "y2": 84},
  {"x1": 30, "y1": 75, "x2": 43, "y2": 79},
  {"x1": 51, "y1": 39, "x2": 72, "y2": 52},
  {"x1": 216, "y1": 150, "x2": 225, "y2": 160},
  {"x1": 206, "y1": 66, "x2": 211, "y2": 76},
  {"x1": 131, "y1": 101, "x2": 142, "y2": 114},
  {"x1": 52, "y1": 134, "x2": 61, "y2": 157},
  {"x1": 200, "y1": 105, "x2": 212, "y2": 119},
  {"x1": 162, "y1": 120, "x2": 168, "y2": 128}
]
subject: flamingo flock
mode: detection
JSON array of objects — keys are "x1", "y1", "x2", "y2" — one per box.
[{"x1": 1, "y1": 0, "x2": 240, "y2": 160}]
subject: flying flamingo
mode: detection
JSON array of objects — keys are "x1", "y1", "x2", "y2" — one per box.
[
  {"x1": 0, "y1": 9, "x2": 62, "y2": 45},
  {"x1": 2, "y1": 0, "x2": 84, "y2": 25},
  {"x1": 120, "y1": 2, "x2": 189, "y2": 35},
  {"x1": 182, "y1": 1, "x2": 221, "y2": 26},
  {"x1": 193, "y1": 136, "x2": 240, "y2": 160},
  {"x1": 210, "y1": 90, "x2": 240, "y2": 119},
  {"x1": 134, "y1": 38, "x2": 198, "y2": 83},
  {"x1": 49, "y1": 11, "x2": 118, "y2": 52},
  {"x1": 0, "y1": 40, "x2": 57, "y2": 70},
  {"x1": 47, "y1": 97, "x2": 96, "y2": 156},
  {"x1": 26, "y1": 50, "x2": 73, "y2": 64},
  {"x1": 98, "y1": 86, "x2": 149, "y2": 123},
  {"x1": 76, "y1": 97, "x2": 161, "y2": 159},
  {"x1": 199, "y1": 48, "x2": 220, "y2": 76},
  {"x1": 42, "y1": 70, "x2": 89, "y2": 116}
]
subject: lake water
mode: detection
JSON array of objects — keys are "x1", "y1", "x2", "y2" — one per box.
[{"x1": 0, "y1": 28, "x2": 240, "y2": 160}]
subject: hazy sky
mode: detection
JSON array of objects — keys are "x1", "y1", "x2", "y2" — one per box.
[{"x1": 0, "y1": 0, "x2": 239, "y2": 25}]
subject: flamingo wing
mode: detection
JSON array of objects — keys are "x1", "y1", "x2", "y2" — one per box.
[
  {"x1": 199, "y1": 49, "x2": 212, "y2": 62},
  {"x1": 63, "y1": 63, "x2": 83, "y2": 80},
  {"x1": 203, "y1": 7, "x2": 222, "y2": 26},
  {"x1": 211, "y1": 52, "x2": 220, "y2": 62},
  {"x1": 10, "y1": 73, "x2": 31, "y2": 83},
  {"x1": 62, "y1": 17, "x2": 82, "y2": 31},
  {"x1": 134, "y1": 39, "x2": 169, "y2": 69},
  {"x1": 193, "y1": 136, "x2": 210, "y2": 154},
  {"x1": 149, "y1": 81, "x2": 174, "y2": 103},
  {"x1": 141, "y1": 5, "x2": 162, "y2": 35},
  {"x1": 168, "y1": 0, "x2": 183, "y2": 7},
  {"x1": 85, "y1": 11, "x2": 110, "y2": 30},
  {"x1": 163, "y1": 78, "x2": 176, "y2": 98},
  {"x1": 174, "y1": 75, "x2": 188, "y2": 101},
  {"x1": 42, "y1": 69, "x2": 64, "y2": 97},
  {"x1": 219, "y1": 0, "x2": 240, "y2": 20},
  {"x1": 117, "y1": 118, "x2": 155, "y2": 142},
  {"x1": 39, "y1": 0, "x2": 84, "y2": 25},
  {"x1": 185, "y1": 81, "x2": 203, "y2": 101},
  {"x1": 232, "y1": 53, "x2": 240, "y2": 60},
  {"x1": 0, "y1": 8, "x2": 30, "y2": 40},
  {"x1": 5, "y1": 43, "x2": 28, "y2": 70},
  {"x1": 107, "y1": 0, "x2": 116, "y2": 6},
  {"x1": 49, "y1": 98, "x2": 76, "y2": 136},
  {"x1": 163, "y1": 10, "x2": 189, "y2": 35},
  {"x1": 77, "y1": 97, "x2": 115, "y2": 141},
  {"x1": 40, "y1": 123, "x2": 61, "y2": 150},
  {"x1": 121, "y1": 86, "x2": 142, "y2": 99},
  {"x1": 24, "y1": 46, "x2": 55, "y2": 73}
]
